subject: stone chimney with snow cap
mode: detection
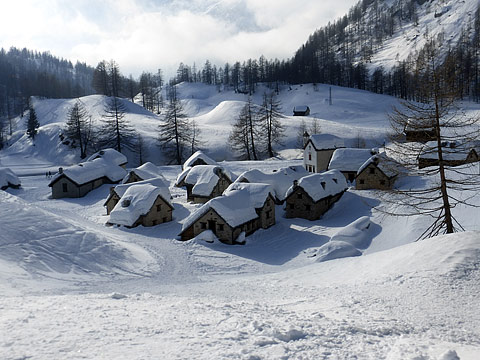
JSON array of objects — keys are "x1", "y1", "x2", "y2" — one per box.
[{"x1": 58, "y1": 167, "x2": 63, "y2": 174}]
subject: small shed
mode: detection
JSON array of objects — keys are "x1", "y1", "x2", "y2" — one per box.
[
  {"x1": 356, "y1": 153, "x2": 399, "y2": 190},
  {"x1": 328, "y1": 148, "x2": 378, "y2": 183},
  {"x1": 48, "y1": 158, "x2": 126, "y2": 199},
  {"x1": 108, "y1": 183, "x2": 173, "y2": 228},
  {"x1": 183, "y1": 150, "x2": 218, "y2": 170},
  {"x1": 304, "y1": 134, "x2": 345, "y2": 173},
  {"x1": 104, "y1": 176, "x2": 170, "y2": 215},
  {"x1": 0, "y1": 167, "x2": 21, "y2": 190},
  {"x1": 284, "y1": 169, "x2": 348, "y2": 221},
  {"x1": 404, "y1": 119, "x2": 436, "y2": 143},
  {"x1": 175, "y1": 165, "x2": 233, "y2": 204},
  {"x1": 87, "y1": 148, "x2": 128, "y2": 168},
  {"x1": 293, "y1": 106, "x2": 310, "y2": 116},
  {"x1": 234, "y1": 166, "x2": 308, "y2": 203},
  {"x1": 179, "y1": 182, "x2": 276, "y2": 244},
  {"x1": 122, "y1": 162, "x2": 162, "y2": 184},
  {"x1": 417, "y1": 141, "x2": 479, "y2": 169}
]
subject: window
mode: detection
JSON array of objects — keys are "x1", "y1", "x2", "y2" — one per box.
[
  {"x1": 266, "y1": 210, "x2": 271, "y2": 219},
  {"x1": 218, "y1": 224, "x2": 224, "y2": 231},
  {"x1": 308, "y1": 153, "x2": 312, "y2": 161},
  {"x1": 156, "y1": 204, "x2": 162, "y2": 212},
  {"x1": 289, "y1": 203, "x2": 294, "y2": 209},
  {"x1": 163, "y1": 217, "x2": 168, "y2": 223},
  {"x1": 305, "y1": 204, "x2": 311, "y2": 211},
  {"x1": 200, "y1": 222, "x2": 206, "y2": 229},
  {"x1": 62, "y1": 183, "x2": 68, "y2": 192},
  {"x1": 359, "y1": 179, "x2": 365, "y2": 184},
  {"x1": 369, "y1": 168, "x2": 375, "y2": 174},
  {"x1": 297, "y1": 193, "x2": 303, "y2": 199},
  {"x1": 380, "y1": 180, "x2": 386, "y2": 185}
]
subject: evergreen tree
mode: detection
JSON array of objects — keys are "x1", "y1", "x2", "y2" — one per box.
[{"x1": 26, "y1": 105, "x2": 39, "y2": 139}]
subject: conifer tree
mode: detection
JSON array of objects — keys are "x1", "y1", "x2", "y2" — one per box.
[{"x1": 26, "y1": 106, "x2": 39, "y2": 140}]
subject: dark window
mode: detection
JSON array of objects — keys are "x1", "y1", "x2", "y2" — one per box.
[
  {"x1": 163, "y1": 217, "x2": 167, "y2": 223},
  {"x1": 62, "y1": 183, "x2": 68, "y2": 192},
  {"x1": 200, "y1": 222, "x2": 207, "y2": 229},
  {"x1": 266, "y1": 210, "x2": 271, "y2": 219},
  {"x1": 308, "y1": 153, "x2": 312, "y2": 161},
  {"x1": 369, "y1": 168, "x2": 375, "y2": 174},
  {"x1": 305, "y1": 204, "x2": 311, "y2": 211},
  {"x1": 359, "y1": 179, "x2": 365, "y2": 184},
  {"x1": 297, "y1": 193, "x2": 303, "y2": 199},
  {"x1": 156, "y1": 204, "x2": 161, "y2": 212},
  {"x1": 380, "y1": 180, "x2": 386, "y2": 185},
  {"x1": 289, "y1": 203, "x2": 294, "y2": 209},
  {"x1": 218, "y1": 224, "x2": 224, "y2": 231}
]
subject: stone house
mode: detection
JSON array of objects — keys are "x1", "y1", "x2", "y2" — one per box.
[
  {"x1": 293, "y1": 106, "x2": 310, "y2": 116},
  {"x1": 404, "y1": 119, "x2": 436, "y2": 143},
  {"x1": 304, "y1": 134, "x2": 345, "y2": 173},
  {"x1": 417, "y1": 141, "x2": 479, "y2": 169},
  {"x1": 87, "y1": 148, "x2": 128, "y2": 168},
  {"x1": 327, "y1": 148, "x2": 378, "y2": 183},
  {"x1": 48, "y1": 158, "x2": 126, "y2": 199},
  {"x1": 356, "y1": 153, "x2": 399, "y2": 190},
  {"x1": 0, "y1": 167, "x2": 21, "y2": 190},
  {"x1": 104, "y1": 176, "x2": 169, "y2": 215},
  {"x1": 122, "y1": 162, "x2": 161, "y2": 184},
  {"x1": 108, "y1": 183, "x2": 173, "y2": 228},
  {"x1": 234, "y1": 166, "x2": 308, "y2": 204},
  {"x1": 284, "y1": 169, "x2": 348, "y2": 220},
  {"x1": 183, "y1": 150, "x2": 218, "y2": 170},
  {"x1": 179, "y1": 183, "x2": 276, "y2": 244},
  {"x1": 175, "y1": 165, "x2": 233, "y2": 203}
]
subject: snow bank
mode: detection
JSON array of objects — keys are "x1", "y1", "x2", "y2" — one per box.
[
  {"x1": 330, "y1": 216, "x2": 372, "y2": 250},
  {"x1": 0, "y1": 167, "x2": 20, "y2": 189},
  {"x1": 315, "y1": 241, "x2": 362, "y2": 262}
]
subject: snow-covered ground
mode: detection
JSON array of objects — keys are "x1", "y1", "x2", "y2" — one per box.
[{"x1": 1, "y1": 83, "x2": 480, "y2": 359}]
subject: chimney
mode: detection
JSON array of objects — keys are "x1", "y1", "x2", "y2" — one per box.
[
  {"x1": 58, "y1": 167, "x2": 63, "y2": 174},
  {"x1": 293, "y1": 179, "x2": 298, "y2": 187}
]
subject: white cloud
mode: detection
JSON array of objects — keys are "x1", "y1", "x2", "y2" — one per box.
[{"x1": 0, "y1": 0, "x2": 358, "y2": 78}]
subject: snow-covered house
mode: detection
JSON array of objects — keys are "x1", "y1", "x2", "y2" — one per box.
[
  {"x1": 48, "y1": 158, "x2": 126, "y2": 199},
  {"x1": 304, "y1": 134, "x2": 345, "y2": 173},
  {"x1": 183, "y1": 150, "x2": 217, "y2": 170},
  {"x1": 356, "y1": 153, "x2": 399, "y2": 190},
  {"x1": 0, "y1": 167, "x2": 21, "y2": 190},
  {"x1": 87, "y1": 148, "x2": 128, "y2": 168},
  {"x1": 179, "y1": 182, "x2": 276, "y2": 244},
  {"x1": 122, "y1": 162, "x2": 162, "y2": 184},
  {"x1": 175, "y1": 165, "x2": 232, "y2": 204},
  {"x1": 104, "y1": 176, "x2": 170, "y2": 215},
  {"x1": 284, "y1": 169, "x2": 348, "y2": 220},
  {"x1": 293, "y1": 106, "x2": 310, "y2": 116},
  {"x1": 108, "y1": 183, "x2": 173, "y2": 228},
  {"x1": 234, "y1": 166, "x2": 309, "y2": 203},
  {"x1": 328, "y1": 148, "x2": 378, "y2": 183},
  {"x1": 417, "y1": 141, "x2": 479, "y2": 169},
  {"x1": 404, "y1": 119, "x2": 436, "y2": 143}
]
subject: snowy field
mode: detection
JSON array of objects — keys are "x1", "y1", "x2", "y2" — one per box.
[{"x1": 1, "y1": 83, "x2": 480, "y2": 359}]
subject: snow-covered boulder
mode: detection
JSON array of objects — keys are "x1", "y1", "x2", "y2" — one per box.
[
  {"x1": 330, "y1": 216, "x2": 372, "y2": 250},
  {"x1": 0, "y1": 167, "x2": 21, "y2": 190},
  {"x1": 315, "y1": 241, "x2": 362, "y2": 263}
]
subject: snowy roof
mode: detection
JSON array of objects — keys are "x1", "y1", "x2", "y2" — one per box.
[
  {"x1": 87, "y1": 148, "x2": 127, "y2": 166},
  {"x1": 328, "y1": 148, "x2": 378, "y2": 172},
  {"x1": 357, "y1": 152, "x2": 399, "y2": 178},
  {"x1": 106, "y1": 176, "x2": 171, "y2": 207},
  {"x1": 109, "y1": 184, "x2": 172, "y2": 227},
  {"x1": 285, "y1": 169, "x2": 348, "y2": 202},
  {"x1": 122, "y1": 162, "x2": 161, "y2": 183},
  {"x1": 404, "y1": 118, "x2": 435, "y2": 132},
  {"x1": 306, "y1": 134, "x2": 345, "y2": 151},
  {"x1": 49, "y1": 158, "x2": 126, "y2": 186},
  {"x1": 0, "y1": 167, "x2": 21, "y2": 189},
  {"x1": 293, "y1": 106, "x2": 309, "y2": 112},
  {"x1": 181, "y1": 183, "x2": 273, "y2": 231},
  {"x1": 418, "y1": 141, "x2": 478, "y2": 161},
  {"x1": 179, "y1": 165, "x2": 232, "y2": 197},
  {"x1": 183, "y1": 151, "x2": 217, "y2": 170},
  {"x1": 234, "y1": 166, "x2": 309, "y2": 202}
]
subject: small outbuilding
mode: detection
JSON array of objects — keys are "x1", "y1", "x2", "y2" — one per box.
[
  {"x1": 0, "y1": 167, "x2": 21, "y2": 190},
  {"x1": 104, "y1": 176, "x2": 170, "y2": 215},
  {"x1": 87, "y1": 148, "x2": 128, "y2": 168},
  {"x1": 175, "y1": 165, "x2": 233, "y2": 203},
  {"x1": 404, "y1": 119, "x2": 436, "y2": 143},
  {"x1": 356, "y1": 153, "x2": 399, "y2": 190},
  {"x1": 328, "y1": 148, "x2": 378, "y2": 183},
  {"x1": 284, "y1": 169, "x2": 348, "y2": 221},
  {"x1": 417, "y1": 141, "x2": 479, "y2": 169},
  {"x1": 179, "y1": 182, "x2": 276, "y2": 244},
  {"x1": 183, "y1": 150, "x2": 218, "y2": 170},
  {"x1": 304, "y1": 134, "x2": 345, "y2": 173},
  {"x1": 122, "y1": 162, "x2": 162, "y2": 184},
  {"x1": 293, "y1": 106, "x2": 310, "y2": 116},
  {"x1": 234, "y1": 166, "x2": 309, "y2": 203},
  {"x1": 108, "y1": 183, "x2": 173, "y2": 228},
  {"x1": 48, "y1": 158, "x2": 126, "y2": 199}
]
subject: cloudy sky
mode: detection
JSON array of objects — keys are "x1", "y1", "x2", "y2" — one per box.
[{"x1": 0, "y1": 0, "x2": 358, "y2": 78}]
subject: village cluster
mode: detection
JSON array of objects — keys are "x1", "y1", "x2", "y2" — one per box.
[{"x1": 1, "y1": 125, "x2": 478, "y2": 245}]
